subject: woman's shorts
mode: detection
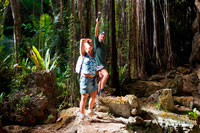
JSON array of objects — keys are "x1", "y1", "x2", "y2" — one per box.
[{"x1": 80, "y1": 76, "x2": 98, "y2": 94}]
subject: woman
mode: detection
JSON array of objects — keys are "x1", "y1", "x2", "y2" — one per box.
[{"x1": 79, "y1": 38, "x2": 98, "y2": 120}]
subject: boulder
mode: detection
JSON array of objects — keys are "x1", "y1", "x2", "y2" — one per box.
[
  {"x1": 182, "y1": 73, "x2": 199, "y2": 95},
  {"x1": 174, "y1": 96, "x2": 194, "y2": 109},
  {"x1": 164, "y1": 75, "x2": 183, "y2": 94},
  {"x1": 123, "y1": 81, "x2": 163, "y2": 97},
  {"x1": 96, "y1": 95, "x2": 141, "y2": 118},
  {"x1": 3, "y1": 125, "x2": 31, "y2": 133},
  {"x1": 148, "y1": 89, "x2": 175, "y2": 112},
  {"x1": 159, "y1": 89, "x2": 175, "y2": 111},
  {"x1": 0, "y1": 70, "x2": 58, "y2": 125}
]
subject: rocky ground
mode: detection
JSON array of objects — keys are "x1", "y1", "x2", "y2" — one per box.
[{"x1": 1, "y1": 66, "x2": 200, "y2": 132}]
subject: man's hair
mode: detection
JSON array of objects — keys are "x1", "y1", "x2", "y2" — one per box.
[{"x1": 99, "y1": 31, "x2": 105, "y2": 35}]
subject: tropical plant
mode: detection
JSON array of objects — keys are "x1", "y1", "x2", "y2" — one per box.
[
  {"x1": 30, "y1": 46, "x2": 59, "y2": 71},
  {"x1": 118, "y1": 64, "x2": 128, "y2": 86},
  {"x1": 188, "y1": 108, "x2": 199, "y2": 120},
  {"x1": 0, "y1": 92, "x2": 5, "y2": 103}
]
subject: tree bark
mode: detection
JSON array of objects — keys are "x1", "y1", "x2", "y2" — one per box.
[
  {"x1": 70, "y1": 0, "x2": 77, "y2": 106},
  {"x1": 132, "y1": 0, "x2": 137, "y2": 79},
  {"x1": 60, "y1": 0, "x2": 63, "y2": 26},
  {"x1": 164, "y1": 0, "x2": 174, "y2": 69},
  {"x1": 85, "y1": 0, "x2": 92, "y2": 37},
  {"x1": 9, "y1": 0, "x2": 22, "y2": 64},
  {"x1": 110, "y1": 0, "x2": 119, "y2": 95},
  {"x1": 152, "y1": 0, "x2": 161, "y2": 68},
  {"x1": 95, "y1": 0, "x2": 99, "y2": 19},
  {"x1": 78, "y1": 0, "x2": 84, "y2": 38}
]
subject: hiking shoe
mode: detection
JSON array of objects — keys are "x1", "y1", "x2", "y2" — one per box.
[
  {"x1": 87, "y1": 109, "x2": 94, "y2": 117},
  {"x1": 79, "y1": 113, "x2": 85, "y2": 120},
  {"x1": 97, "y1": 89, "x2": 104, "y2": 96}
]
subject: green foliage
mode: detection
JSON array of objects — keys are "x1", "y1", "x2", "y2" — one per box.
[
  {"x1": 118, "y1": 64, "x2": 127, "y2": 86},
  {"x1": 0, "y1": 25, "x2": 4, "y2": 40},
  {"x1": 175, "y1": 0, "x2": 185, "y2": 4},
  {"x1": 0, "y1": 0, "x2": 9, "y2": 13},
  {"x1": 21, "y1": 95, "x2": 30, "y2": 107},
  {"x1": 10, "y1": 73, "x2": 26, "y2": 92},
  {"x1": 31, "y1": 46, "x2": 59, "y2": 71},
  {"x1": 56, "y1": 65, "x2": 71, "y2": 95},
  {"x1": 188, "y1": 108, "x2": 199, "y2": 120},
  {"x1": 0, "y1": 92, "x2": 5, "y2": 103},
  {"x1": 127, "y1": 124, "x2": 135, "y2": 130},
  {"x1": 0, "y1": 51, "x2": 15, "y2": 94},
  {"x1": 32, "y1": 46, "x2": 45, "y2": 69},
  {"x1": 156, "y1": 102, "x2": 161, "y2": 110}
]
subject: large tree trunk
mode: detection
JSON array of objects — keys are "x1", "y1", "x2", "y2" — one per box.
[
  {"x1": 132, "y1": 0, "x2": 138, "y2": 79},
  {"x1": 95, "y1": 0, "x2": 99, "y2": 19},
  {"x1": 85, "y1": 0, "x2": 92, "y2": 37},
  {"x1": 110, "y1": 0, "x2": 119, "y2": 95},
  {"x1": 78, "y1": 0, "x2": 84, "y2": 38},
  {"x1": 70, "y1": 0, "x2": 77, "y2": 106},
  {"x1": 189, "y1": 0, "x2": 200, "y2": 66},
  {"x1": 152, "y1": 0, "x2": 161, "y2": 68},
  {"x1": 164, "y1": 0, "x2": 174, "y2": 69},
  {"x1": 135, "y1": 0, "x2": 147, "y2": 79},
  {"x1": 128, "y1": 0, "x2": 133, "y2": 80},
  {"x1": 9, "y1": 0, "x2": 22, "y2": 64},
  {"x1": 60, "y1": 0, "x2": 63, "y2": 26}
]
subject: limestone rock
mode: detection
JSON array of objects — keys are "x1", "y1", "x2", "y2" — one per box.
[
  {"x1": 177, "y1": 67, "x2": 191, "y2": 74},
  {"x1": 125, "y1": 95, "x2": 141, "y2": 115},
  {"x1": 0, "y1": 70, "x2": 58, "y2": 125},
  {"x1": 182, "y1": 73, "x2": 199, "y2": 95},
  {"x1": 3, "y1": 125, "x2": 31, "y2": 133},
  {"x1": 97, "y1": 95, "x2": 141, "y2": 118},
  {"x1": 148, "y1": 89, "x2": 175, "y2": 112},
  {"x1": 159, "y1": 89, "x2": 175, "y2": 111},
  {"x1": 123, "y1": 81, "x2": 163, "y2": 97},
  {"x1": 174, "y1": 96, "x2": 194, "y2": 109},
  {"x1": 164, "y1": 75, "x2": 183, "y2": 94},
  {"x1": 97, "y1": 96, "x2": 131, "y2": 118}
]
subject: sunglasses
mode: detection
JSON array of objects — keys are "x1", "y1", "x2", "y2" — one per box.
[{"x1": 87, "y1": 41, "x2": 92, "y2": 44}]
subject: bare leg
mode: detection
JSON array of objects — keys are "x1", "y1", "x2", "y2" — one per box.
[
  {"x1": 80, "y1": 93, "x2": 88, "y2": 114},
  {"x1": 89, "y1": 90, "x2": 97, "y2": 109},
  {"x1": 99, "y1": 69, "x2": 109, "y2": 89},
  {"x1": 98, "y1": 72, "x2": 103, "y2": 92}
]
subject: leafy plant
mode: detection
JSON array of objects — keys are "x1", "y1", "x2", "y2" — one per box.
[
  {"x1": 188, "y1": 108, "x2": 199, "y2": 120},
  {"x1": 21, "y1": 95, "x2": 31, "y2": 108},
  {"x1": 156, "y1": 102, "x2": 161, "y2": 110},
  {"x1": 118, "y1": 64, "x2": 127, "y2": 86},
  {"x1": 0, "y1": 92, "x2": 5, "y2": 103},
  {"x1": 30, "y1": 46, "x2": 59, "y2": 71},
  {"x1": 127, "y1": 124, "x2": 135, "y2": 130}
]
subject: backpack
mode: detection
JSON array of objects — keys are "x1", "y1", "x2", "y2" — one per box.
[{"x1": 75, "y1": 56, "x2": 85, "y2": 74}]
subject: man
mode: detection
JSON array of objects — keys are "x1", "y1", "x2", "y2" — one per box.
[{"x1": 94, "y1": 18, "x2": 109, "y2": 96}]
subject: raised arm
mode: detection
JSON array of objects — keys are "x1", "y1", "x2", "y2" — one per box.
[
  {"x1": 80, "y1": 39, "x2": 86, "y2": 56},
  {"x1": 80, "y1": 38, "x2": 92, "y2": 56},
  {"x1": 95, "y1": 19, "x2": 100, "y2": 38}
]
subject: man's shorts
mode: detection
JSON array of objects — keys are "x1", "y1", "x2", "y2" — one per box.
[
  {"x1": 80, "y1": 77, "x2": 98, "y2": 94},
  {"x1": 96, "y1": 65, "x2": 104, "y2": 71}
]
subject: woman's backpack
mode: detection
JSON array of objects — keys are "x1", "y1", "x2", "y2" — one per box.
[{"x1": 75, "y1": 55, "x2": 85, "y2": 74}]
